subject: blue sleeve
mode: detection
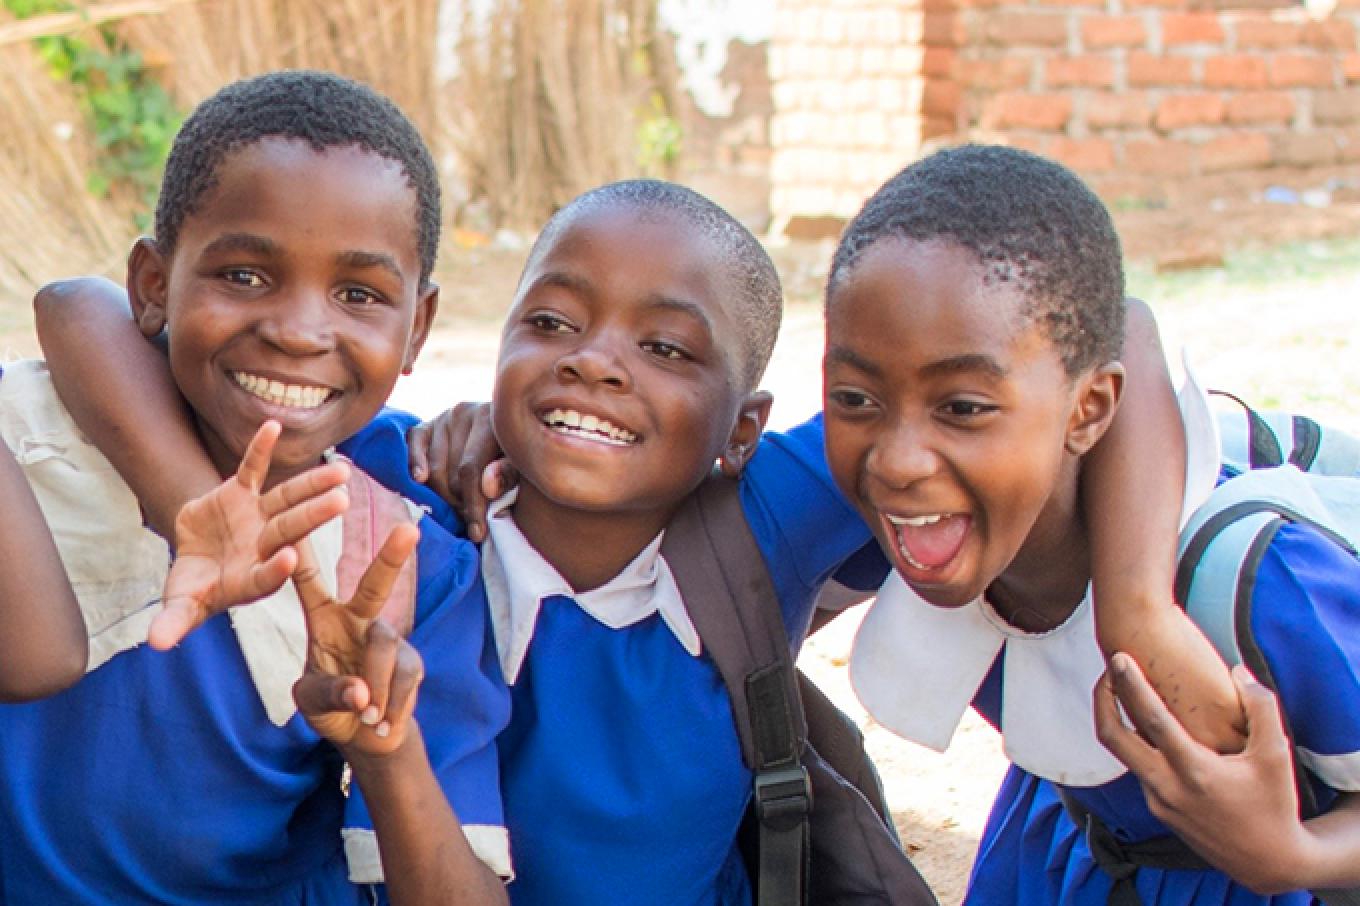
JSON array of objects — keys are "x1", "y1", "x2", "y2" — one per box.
[
  {"x1": 739, "y1": 413, "x2": 879, "y2": 647},
  {"x1": 338, "y1": 407, "x2": 464, "y2": 536},
  {"x1": 342, "y1": 516, "x2": 511, "y2": 873},
  {"x1": 1252, "y1": 520, "x2": 1360, "y2": 795}
]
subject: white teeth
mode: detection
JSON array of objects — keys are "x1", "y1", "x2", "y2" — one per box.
[
  {"x1": 233, "y1": 372, "x2": 333, "y2": 409},
  {"x1": 886, "y1": 513, "x2": 947, "y2": 527},
  {"x1": 542, "y1": 408, "x2": 638, "y2": 445}
]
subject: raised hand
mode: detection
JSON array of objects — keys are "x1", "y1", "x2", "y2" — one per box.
[
  {"x1": 152, "y1": 421, "x2": 351, "y2": 650},
  {"x1": 291, "y1": 525, "x2": 423, "y2": 757},
  {"x1": 407, "y1": 402, "x2": 516, "y2": 542}
]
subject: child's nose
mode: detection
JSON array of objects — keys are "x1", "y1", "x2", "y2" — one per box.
[
  {"x1": 865, "y1": 419, "x2": 938, "y2": 490},
  {"x1": 555, "y1": 339, "x2": 630, "y2": 391},
  {"x1": 258, "y1": 294, "x2": 336, "y2": 355}
]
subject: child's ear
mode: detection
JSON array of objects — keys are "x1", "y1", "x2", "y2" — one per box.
[
  {"x1": 1065, "y1": 363, "x2": 1125, "y2": 456},
  {"x1": 402, "y1": 282, "x2": 439, "y2": 376},
  {"x1": 719, "y1": 390, "x2": 773, "y2": 478},
  {"x1": 126, "y1": 238, "x2": 169, "y2": 339}
]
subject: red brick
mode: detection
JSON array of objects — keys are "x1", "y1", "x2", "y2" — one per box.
[
  {"x1": 1234, "y1": 15, "x2": 1303, "y2": 48},
  {"x1": 1314, "y1": 89, "x2": 1360, "y2": 124},
  {"x1": 1155, "y1": 93, "x2": 1226, "y2": 130},
  {"x1": 1002, "y1": 135, "x2": 1051, "y2": 157},
  {"x1": 1346, "y1": 54, "x2": 1360, "y2": 84},
  {"x1": 924, "y1": 80, "x2": 963, "y2": 118},
  {"x1": 1202, "y1": 54, "x2": 1268, "y2": 89},
  {"x1": 1198, "y1": 132, "x2": 1272, "y2": 171},
  {"x1": 1269, "y1": 55, "x2": 1335, "y2": 88},
  {"x1": 1085, "y1": 91, "x2": 1153, "y2": 128},
  {"x1": 1123, "y1": 138, "x2": 1196, "y2": 175},
  {"x1": 959, "y1": 57, "x2": 1034, "y2": 90},
  {"x1": 925, "y1": 12, "x2": 968, "y2": 47},
  {"x1": 1082, "y1": 15, "x2": 1148, "y2": 48},
  {"x1": 1224, "y1": 90, "x2": 1295, "y2": 124},
  {"x1": 984, "y1": 11, "x2": 1069, "y2": 46},
  {"x1": 981, "y1": 92, "x2": 1074, "y2": 130},
  {"x1": 1162, "y1": 12, "x2": 1225, "y2": 45},
  {"x1": 1128, "y1": 52, "x2": 1196, "y2": 85},
  {"x1": 1044, "y1": 55, "x2": 1116, "y2": 87},
  {"x1": 1271, "y1": 131, "x2": 1339, "y2": 166},
  {"x1": 923, "y1": 48, "x2": 958, "y2": 79},
  {"x1": 1050, "y1": 137, "x2": 1116, "y2": 170},
  {"x1": 1302, "y1": 19, "x2": 1356, "y2": 50}
]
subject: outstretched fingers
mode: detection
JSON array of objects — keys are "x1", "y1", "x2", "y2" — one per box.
[
  {"x1": 348, "y1": 524, "x2": 420, "y2": 622},
  {"x1": 235, "y1": 420, "x2": 282, "y2": 493}
]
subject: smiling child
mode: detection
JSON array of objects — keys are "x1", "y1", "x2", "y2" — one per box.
[
  {"x1": 824, "y1": 145, "x2": 1360, "y2": 904},
  {"x1": 0, "y1": 72, "x2": 508, "y2": 904}
]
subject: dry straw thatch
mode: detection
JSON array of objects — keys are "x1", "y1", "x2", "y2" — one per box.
[
  {"x1": 442, "y1": 0, "x2": 676, "y2": 229},
  {"x1": 0, "y1": 0, "x2": 673, "y2": 306}
]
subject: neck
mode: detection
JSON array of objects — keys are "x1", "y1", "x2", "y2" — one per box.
[
  {"x1": 987, "y1": 463, "x2": 1091, "y2": 632},
  {"x1": 508, "y1": 482, "x2": 678, "y2": 593}
]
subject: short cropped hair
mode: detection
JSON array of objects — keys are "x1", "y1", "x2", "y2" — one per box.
[
  {"x1": 154, "y1": 70, "x2": 440, "y2": 285},
  {"x1": 828, "y1": 145, "x2": 1124, "y2": 375},
  {"x1": 525, "y1": 180, "x2": 782, "y2": 391}
]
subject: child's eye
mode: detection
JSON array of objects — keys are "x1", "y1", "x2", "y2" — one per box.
[
  {"x1": 527, "y1": 312, "x2": 573, "y2": 333},
  {"x1": 641, "y1": 340, "x2": 690, "y2": 361},
  {"x1": 939, "y1": 399, "x2": 997, "y2": 419},
  {"x1": 340, "y1": 286, "x2": 385, "y2": 307},
  {"x1": 827, "y1": 388, "x2": 878, "y2": 413},
  {"x1": 222, "y1": 268, "x2": 265, "y2": 289}
]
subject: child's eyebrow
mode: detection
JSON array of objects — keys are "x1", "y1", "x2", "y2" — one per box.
[
  {"x1": 824, "y1": 345, "x2": 882, "y2": 377},
  {"x1": 920, "y1": 354, "x2": 1008, "y2": 380},
  {"x1": 201, "y1": 232, "x2": 279, "y2": 259},
  {"x1": 337, "y1": 250, "x2": 406, "y2": 289},
  {"x1": 642, "y1": 294, "x2": 714, "y2": 335}
]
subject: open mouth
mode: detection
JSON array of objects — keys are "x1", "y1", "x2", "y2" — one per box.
[
  {"x1": 539, "y1": 407, "x2": 638, "y2": 446},
  {"x1": 232, "y1": 372, "x2": 338, "y2": 410},
  {"x1": 884, "y1": 512, "x2": 970, "y2": 572}
]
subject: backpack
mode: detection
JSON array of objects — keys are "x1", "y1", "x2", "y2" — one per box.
[
  {"x1": 1064, "y1": 393, "x2": 1360, "y2": 906},
  {"x1": 660, "y1": 474, "x2": 938, "y2": 906}
]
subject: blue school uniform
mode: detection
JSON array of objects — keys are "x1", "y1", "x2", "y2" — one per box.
[
  {"x1": 0, "y1": 404, "x2": 509, "y2": 903},
  {"x1": 483, "y1": 414, "x2": 874, "y2": 906},
  {"x1": 966, "y1": 516, "x2": 1360, "y2": 906}
]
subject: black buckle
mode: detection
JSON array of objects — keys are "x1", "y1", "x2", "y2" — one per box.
[{"x1": 754, "y1": 765, "x2": 812, "y2": 831}]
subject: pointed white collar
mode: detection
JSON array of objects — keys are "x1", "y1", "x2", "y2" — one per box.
[
  {"x1": 848, "y1": 359, "x2": 1223, "y2": 787},
  {"x1": 481, "y1": 490, "x2": 701, "y2": 684}
]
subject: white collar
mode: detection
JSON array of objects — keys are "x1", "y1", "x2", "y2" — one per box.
[
  {"x1": 849, "y1": 358, "x2": 1222, "y2": 787},
  {"x1": 481, "y1": 489, "x2": 702, "y2": 684}
]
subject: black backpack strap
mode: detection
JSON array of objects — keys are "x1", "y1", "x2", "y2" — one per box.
[
  {"x1": 1057, "y1": 788, "x2": 1210, "y2": 906},
  {"x1": 1210, "y1": 389, "x2": 1284, "y2": 468},
  {"x1": 662, "y1": 474, "x2": 811, "y2": 906}
]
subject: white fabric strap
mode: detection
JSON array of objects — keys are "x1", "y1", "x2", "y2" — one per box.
[{"x1": 343, "y1": 824, "x2": 514, "y2": 883}]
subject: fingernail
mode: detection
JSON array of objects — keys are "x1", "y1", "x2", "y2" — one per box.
[
  {"x1": 375, "y1": 721, "x2": 391, "y2": 739},
  {"x1": 360, "y1": 706, "x2": 381, "y2": 726},
  {"x1": 413, "y1": 467, "x2": 426, "y2": 481},
  {"x1": 1111, "y1": 651, "x2": 1132, "y2": 672}
]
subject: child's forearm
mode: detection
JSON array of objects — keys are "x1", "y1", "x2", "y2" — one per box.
[
  {"x1": 0, "y1": 443, "x2": 86, "y2": 700},
  {"x1": 1084, "y1": 298, "x2": 1245, "y2": 751},
  {"x1": 348, "y1": 727, "x2": 508, "y2": 906},
  {"x1": 34, "y1": 278, "x2": 218, "y2": 539}
]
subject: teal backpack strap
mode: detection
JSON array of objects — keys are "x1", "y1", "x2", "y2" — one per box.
[
  {"x1": 662, "y1": 474, "x2": 811, "y2": 906},
  {"x1": 1175, "y1": 484, "x2": 1360, "y2": 905}
]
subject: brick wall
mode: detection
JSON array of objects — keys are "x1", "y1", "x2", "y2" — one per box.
[
  {"x1": 768, "y1": 1, "x2": 932, "y2": 234},
  {"x1": 769, "y1": 0, "x2": 1360, "y2": 228}
]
